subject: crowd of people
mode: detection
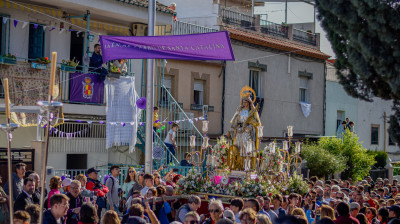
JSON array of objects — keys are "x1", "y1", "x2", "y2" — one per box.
[{"x1": 2, "y1": 163, "x2": 400, "y2": 224}]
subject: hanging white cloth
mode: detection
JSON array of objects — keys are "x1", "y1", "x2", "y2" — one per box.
[
  {"x1": 300, "y1": 102, "x2": 312, "y2": 118},
  {"x1": 105, "y1": 76, "x2": 141, "y2": 153}
]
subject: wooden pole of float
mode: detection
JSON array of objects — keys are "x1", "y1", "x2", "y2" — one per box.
[
  {"x1": 3, "y1": 78, "x2": 14, "y2": 224},
  {"x1": 38, "y1": 52, "x2": 57, "y2": 224}
]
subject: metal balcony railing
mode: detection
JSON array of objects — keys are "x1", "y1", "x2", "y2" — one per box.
[
  {"x1": 219, "y1": 7, "x2": 256, "y2": 31},
  {"x1": 59, "y1": 62, "x2": 134, "y2": 106},
  {"x1": 190, "y1": 104, "x2": 215, "y2": 112},
  {"x1": 172, "y1": 21, "x2": 218, "y2": 35},
  {"x1": 260, "y1": 20, "x2": 288, "y2": 38},
  {"x1": 292, "y1": 28, "x2": 317, "y2": 46}
]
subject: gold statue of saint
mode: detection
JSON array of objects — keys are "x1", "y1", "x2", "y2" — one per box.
[{"x1": 227, "y1": 86, "x2": 262, "y2": 170}]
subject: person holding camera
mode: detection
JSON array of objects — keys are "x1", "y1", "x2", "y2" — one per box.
[{"x1": 86, "y1": 167, "x2": 109, "y2": 218}]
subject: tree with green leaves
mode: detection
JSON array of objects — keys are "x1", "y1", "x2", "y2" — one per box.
[
  {"x1": 318, "y1": 131, "x2": 376, "y2": 181},
  {"x1": 301, "y1": 143, "x2": 346, "y2": 179},
  {"x1": 315, "y1": 0, "x2": 400, "y2": 142}
]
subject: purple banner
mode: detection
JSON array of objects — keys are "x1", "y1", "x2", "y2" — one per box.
[
  {"x1": 69, "y1": 73, "x2": 104, "y2": 104},
  {"x1": 99, "y1": 31, "x2": 235, "y2": 62}
]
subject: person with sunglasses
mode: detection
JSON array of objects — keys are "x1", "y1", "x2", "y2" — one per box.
[
  {"x1": 365, "y1": 207, "x2": 378, "y2": 224},
  {"x1": 122, "y1": 167, "x2": 137, "y2": 199},
  {"x1": 128, "y1": 171, "x2": 145, "y2": 198},
  {"x1": 185, "y1": 211, "x2": 200, "y2": 224},
  {"x1": 203, "y1": 199, "x2": 224, "y2": 224}
]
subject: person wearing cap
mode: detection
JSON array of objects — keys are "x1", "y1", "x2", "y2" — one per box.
[
  {"x1": 61, "y1": 178, "x2": 72, "y2": 194},
  {"x1": 388, "y1": 205, "x2": 400, "y2": 222},
  {"x1": 86, "y1": 167, "x2": 109, "y2": 218},
  {"x1": 350, "y1": 202, "x2": 360, "y2": 218},
  {"x1": 335, "y1": 202, "x2": 360, "y2": 224}
]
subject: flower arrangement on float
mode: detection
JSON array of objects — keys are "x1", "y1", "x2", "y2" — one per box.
[{"x1": 212, "y1": 136, "x2": 230, "y2": 170}]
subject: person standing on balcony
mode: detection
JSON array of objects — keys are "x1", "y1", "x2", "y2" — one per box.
[
  {"x1": 106, "y1": 165, "x2": 121, "y2": 211},
  {"x1": 89, "y1": 44, "x2": 107, "y2": 81},
  {"x1": 164, "y1": 123, "x2": 179, "y2": 165},
  {"x1": 4, "y1": 162, "x2": 26, "y2": 200}
]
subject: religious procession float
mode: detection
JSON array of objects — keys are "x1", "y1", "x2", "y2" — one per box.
[{"x1": 176, "y1": 86, "x2": 309, "y2": 201}]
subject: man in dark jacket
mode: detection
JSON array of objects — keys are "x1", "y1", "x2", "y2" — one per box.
[
  {"x1": 89, "y1": 44, "x2": 107, "y2": 80},
  {"x1": 43, "y1": 194, "x2": 69, "y2": 224},
  {"x1": 66, "y1": 180, "x2": 84, "y2": 224},
  {"x1": 14, "y1": 177, "x2": 35, "y2": 211},
  {"x1": 334, "y1": 202, "x2": 360, "y2": 224},
  {"x1": 4, "y1": 162, "x2": 26, "y2": 200}
]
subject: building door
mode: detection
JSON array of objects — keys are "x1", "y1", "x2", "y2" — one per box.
[
  {"x1": 0, "y1": 148, "x2": 34, "y2": 187},
  {"x1": 67, "y1": 154, "x2": 87, "y2": 170},
  {"x1": 28, "y1": 24, "x2": 45, "y2": 60},
  {"x1": 337, "y1": 111, "x2": 345, "y2": 130},
  {"x1": 70, "y1": 31, "x2": 84, "y2": 70}
]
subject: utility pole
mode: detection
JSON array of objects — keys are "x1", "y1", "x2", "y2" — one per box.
[
  {"x1": 285, "y1": 0, "x2": 288, "y2": 25},
  {"x1": 252, "y1": 0, "x2": 255, "y2": 17},
  {"x1": 145, "y1": 0, "x2": 156, "y2": 174},
  {"x1": 384, "y1": 111, "x2": 387, "y2": 153}
]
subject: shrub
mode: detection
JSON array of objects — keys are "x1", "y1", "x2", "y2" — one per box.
[
  {"x1": 319, "y1": 131, "x2": 376, "y2": 181},
  {"x1": 367, "y1": 150, "x2": 388, "y2": 168},
  {"x1": 301, "y1": 143, "x2": 346, "y2": 179}
]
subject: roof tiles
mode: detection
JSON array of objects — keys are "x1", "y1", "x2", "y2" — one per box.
[{"x1": 226, "y1": 27, "x2": 330, "y2": 60}]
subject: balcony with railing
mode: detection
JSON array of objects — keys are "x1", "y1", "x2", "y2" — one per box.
[
  {"x1": 59, "y1": 62, "x2": 134, "y2": 106},
  {"x1": 260, "y1": 19, "x2": 288, "y2": 38},
  {"x1": 218, "y1": 7, "x2": 319, "y2": 48},
  {"x1": 49, "y1": 122, "x2": 107, "y2": 153},
  {"x1": 219, "y1": 7, "x2": 256, "y2": 31},
  {"x1": 292, "y1": 28, "x2": 317, "y2": 46},
  {"x1": 172, "y1": 21, "x2": 218, "y2": 35}
]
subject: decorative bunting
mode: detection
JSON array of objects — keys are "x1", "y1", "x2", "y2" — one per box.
[
  {"x1": 2, "y1": 17, "x2": 7, "y2": 24},
  {"x1": 59, "y1": 28, "x2": 64, "y2": 34},
  {"x1": 49, "y1": 27, "x2": 55, "y2": 31},
  {"x1": 43, "y1": 125, "x2": 89, "y2": 139},
  {"x1": 13, "y1": 19, "x2": 18, "y2": 27},
  {"x1": 33, "y1": 24, "x2": 38, "y2": 29},
  {"x1": 43, "y1": 26, "x2": 47, "y2": 31},
  {"x1": 22, "y1": 22, "x2": 28, "y2": 29}
]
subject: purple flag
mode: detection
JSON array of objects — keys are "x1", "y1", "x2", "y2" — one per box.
[
  {"x1": 69, "y1": 73, "x2": 104, "y2": 104},
  {"x1": 14, "y1": 19, "x2": 18, "y2": 27},
  {"x1": 99, "y1": 31, "x2": 235, "y2": 62},
  {"x1": 34, "y1": 24, "x2": 38, "y2": 29}
]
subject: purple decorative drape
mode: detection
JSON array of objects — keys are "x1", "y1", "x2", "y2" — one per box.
[
  {"x1": 69, "y1": 73, "x2": 104, "y2": 104},
  {"x1": 99, "y1": 31, "x2": 235, "y2": 62}
]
